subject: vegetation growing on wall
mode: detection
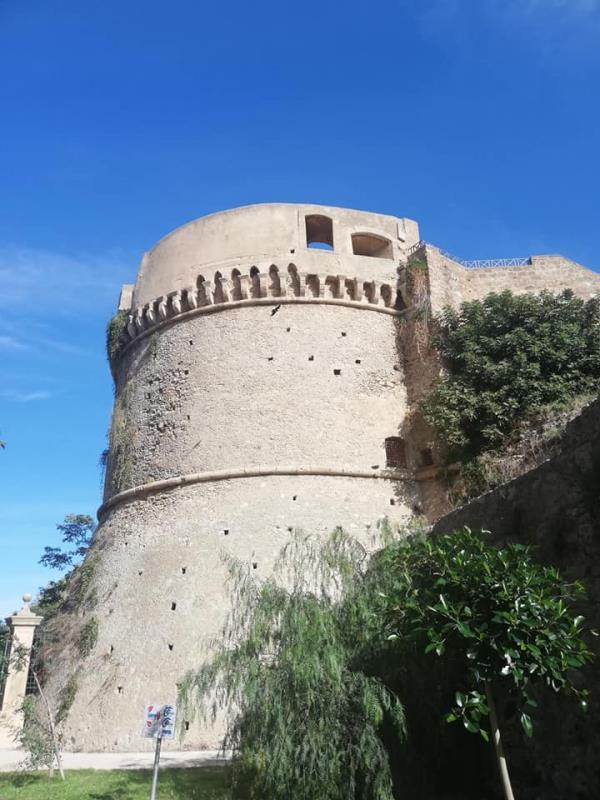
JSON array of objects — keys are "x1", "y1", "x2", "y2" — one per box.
[
  {"x1": 77, "y1": 618, "x2": 98, "y2": 658},
  {"x1": 106, "y1": 310, "x2": 128, "y2": 364},
  {"x1": 404, "y1": 257, "x2": 432, "y2": 355},
  {"x1": 56, "y1": 673, "x2": 79, "y2": 725},
  {"x1": 107, "y1": 383, "x2": 134, "y2": 492},
  {"x1": 422, "y1": 290, "x2": 600, "y2": 463}
]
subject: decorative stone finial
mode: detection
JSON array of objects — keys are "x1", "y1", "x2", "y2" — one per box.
[{"x1": 22, "y1": 593, "x2": 32, "y2": 604}]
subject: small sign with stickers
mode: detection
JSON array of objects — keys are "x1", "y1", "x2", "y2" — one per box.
[{"x1": 143, "y1": 703, "x2": 177, "y2": 739}]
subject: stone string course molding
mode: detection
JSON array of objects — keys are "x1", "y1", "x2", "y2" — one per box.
[
  {"x1": 117, "y1": 263, "x2": 400, "y2": 357},
  {"x1": 98, "y1": 465, "x2": 411, "y2": 520}
]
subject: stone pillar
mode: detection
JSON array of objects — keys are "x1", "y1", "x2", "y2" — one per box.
[{"x1": 1, "y1": 594, "x2": 42, "y2": 714}]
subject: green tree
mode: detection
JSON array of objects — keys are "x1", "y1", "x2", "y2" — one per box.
[
  {"x1": 36, "y1": 514, "x2": 95, "y2": 618},
  {"x1": 422, "y1": 290, "x2": 600, "y2": 460},
  {"x1": 39, "y1": 514, "x2": 95, "y2": 572},
  {"x1": 381, "y1": 528, "x2": 595, "y2": 800},
  {"x1": 180, "y1": 530, "x2": 405, "y2": 800}
]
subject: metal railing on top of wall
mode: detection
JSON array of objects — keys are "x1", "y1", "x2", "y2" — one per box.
[{"x1": 406, "y1": 240, "x2": 531, "y2": 269}]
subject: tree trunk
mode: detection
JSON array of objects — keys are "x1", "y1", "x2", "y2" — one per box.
[
  {"x1": 33, "y1": 671, "x2": 65, "y2": 780},
  {"x1": 485, "y1": 681, "x2": 515, "y2": 800}
]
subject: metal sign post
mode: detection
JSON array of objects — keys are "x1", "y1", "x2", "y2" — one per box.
[
  {"x1": 143, "y1": 703, "x2": 177, "y2": 800},
  {"x1": 150, "y1": 733, "x2": 162, "y2": 800}
]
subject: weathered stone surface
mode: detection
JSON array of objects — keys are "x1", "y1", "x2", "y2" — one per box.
[{"x1": 41, "y1": 203, "x2": 600, "y2": 754}]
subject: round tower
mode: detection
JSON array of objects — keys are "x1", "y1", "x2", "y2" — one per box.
[{"x1": 49, "y1": 203, "x2": 423, "y2": 751}]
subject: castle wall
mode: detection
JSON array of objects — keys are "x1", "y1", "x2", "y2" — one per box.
[
  {"x1": 423, "y1": 246, "x2": 600, "y2": 314},
  {"x1": 106, "y1": 303, "x2": 411, "y2": 496},
  {"x1": 133, "y1": 203, "x2": 420, "y2": 308},
  {"x1": 44, "y1": 204, "x2": 423, "y2": 752},
  {"x1": 42, "y1": 203, "x2": 600, "y2": 753}
]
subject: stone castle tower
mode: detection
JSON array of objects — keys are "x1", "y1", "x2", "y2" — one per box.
[{"x1": 41, "y1": 203, "x2": 600, "y2": 751}]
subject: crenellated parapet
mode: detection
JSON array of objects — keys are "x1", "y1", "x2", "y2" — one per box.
[{"x1": 114, "y1": 263, "x2": 402, "y2": 360}]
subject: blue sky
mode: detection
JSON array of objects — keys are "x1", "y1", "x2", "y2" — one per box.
[{"x1": 1, "y1": 0, "x2": 600, "y2": 615}]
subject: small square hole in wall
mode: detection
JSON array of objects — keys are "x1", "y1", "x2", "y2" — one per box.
[
  {"x1": 189, "y1": 340, "x2": 193, "y2": 346},
  {"x1": 110, "y1": 645, "x2": 114, "y2": 654},
  {"x1": 117, "y1": 685, "x2": 123, "y2": 694},
  {"x1": 252, "y1": 562, "x2": 258, "y2": 569},
  {"x1": 181, "y1": 567, "x2": 187, "y2": 575},
  {"x1": 390, "y1": 498, "x2": 396, "y2": 506},
  {"x1": 168, "y1": 643, "x2": 174, "y2": 651},
  {"x1": 308, "y1": 355, "x2": 314, "y2": 361},
  {"x1": 341, "y1": 332, "x2": 346, "y2": 337},
  {"x1": 223, "y1": 529, "x2": 229, "y2": 536},
  {"x1": 333, "y1": 369, "x2": 341, "y2": 376},
  {"x1": 286, "y1": 327, "x2": 291, "y2": 332},
  {"x1": 268, "y1": 356, "x2": 274, "y2": 361},
  {"x1": 292, "y1": 495, "x2": 297, "y2": 501},
  {"x1": 185, "y1": 721, "x2": 190, "y2": 731},
  {"x1": 138, "y1": 570, "x2": 143, "y2": 576},
  {"x1": 171, "y1": 602, "x2": 177, "y2": 611},
  {"x1": 421, "y1": 448, "x2": 434, "y2": 467},
  {"x1": 355, "y1": 359, "x2": 361, "y2": 364},
  {"x1": 290, "y1": 248, "x2": 295, "y2": 254}
]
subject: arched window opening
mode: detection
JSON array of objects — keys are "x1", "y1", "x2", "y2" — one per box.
[
  {"x1": 352, "y1": 233, "x2": 393, "y2": 260},
  {"x1": 385, "y1": 436, "x2": 407, "y2": 468},
  {"x1": 305, "y1": 215, "x2": 334, "y2": 251}
]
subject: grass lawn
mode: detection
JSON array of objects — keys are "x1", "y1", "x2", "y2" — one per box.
[{"x1": 0, "y1": 766, "x2": 231, "y2": 799}]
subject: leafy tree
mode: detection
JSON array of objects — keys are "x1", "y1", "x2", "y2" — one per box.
[
  {"x1": 180, "y1": 529, "x2": 405, "y2": 800},
  {"x1": 34, "y1": 514, "x2": 95, "y2": 619},
  {"x1": 39, "y1": 514, "x2": 95, "y2": 572},
  {"x1": 381, "y1": 528, "x2": 595, "y2": 800},
  {"x1": 422, "y1": 290, "x2": 600, "y2": 460}
]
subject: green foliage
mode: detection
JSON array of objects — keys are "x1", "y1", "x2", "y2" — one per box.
[
  {"x1": 0, "y1": 766, "x2": 232, "y2": 799},
  {"x1": 109, "y1": 383, "x2": 134, "y2": 491},
  {"x1": 34, "y1": 576, "x2": 71, "y2": 619},
  {"x1": 106, "y1": 310, "x2": 128, "y2": 363},
  {"x1": 39, "y1": 514, "x2": 95, "y2": 572},
  {"x1": 181, "y1": 529, "x2": 405, "y2": 800},
  {"x1": 19, "y1": 696, "x2": 56, "y2": 772},
  {"x1": 77, "y1": 617, "x2": 98, "y2": 657},
  {"x1": 69, "y1": 555, "x2": 99, "y2": 611},
  {"x1": 56, "y1": 673, "x2": 79, "y2": 725},
  {"x1": 382, "y1": 528, "x2": 594, "y2": 739},
  {"x1": 422, "y1": 290, "x2": 600, "y2": 460}
]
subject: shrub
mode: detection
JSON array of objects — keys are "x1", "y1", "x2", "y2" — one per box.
[
  {"x1": 56, "y1": 673, "x2": 79, "y2": 725},
  {"x1": 78, "y1": 617, "x2": 98, "y2": 657},
  {"x1": 106, "y1": 310, "x2": 128, "y2": 363},
  {"x1": 422, "y1": 290, "x2": 600, "y2": 460},
  {"x1": 381, "y1": 528, "x2": 594, "y2": 799}
]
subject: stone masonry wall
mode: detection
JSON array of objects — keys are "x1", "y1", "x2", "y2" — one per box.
[
  {"x1": 422, "y1": 245, "x2": 600, "y2": 314},
  {"x1": 45, "y1": 245, "x2": 421, "y2": 751}
]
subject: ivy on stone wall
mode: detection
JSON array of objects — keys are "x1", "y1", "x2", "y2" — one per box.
[
  {"x1": 106, "y1": 310, "x2": 128, "y2": 364},
  {"x1": 422, "y1": 290, "x2": 600, "y2": 461}
]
